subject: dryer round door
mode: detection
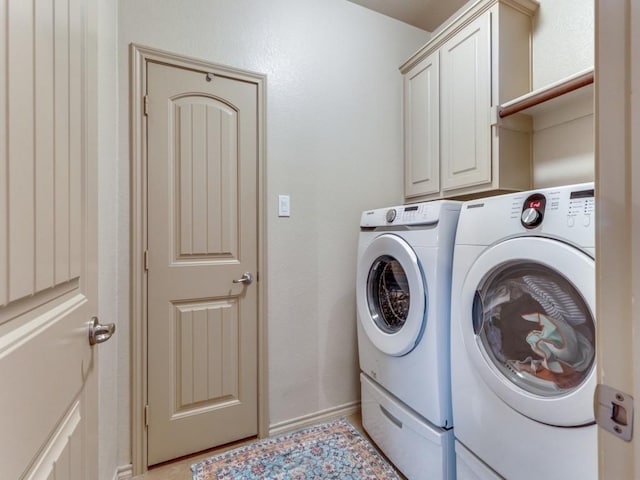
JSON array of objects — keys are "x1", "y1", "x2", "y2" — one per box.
[
  {"x1": 461, "y1": 237, "x2": 596, "y2": 426},
  {"x1": 357, "y1": 234, "x2": 426, "y2": 357}
]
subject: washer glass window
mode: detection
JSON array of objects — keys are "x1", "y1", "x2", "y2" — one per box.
[
  {"x1": 473, "y1": 262, "x2": 595, "y2": 397},
  {"x1": 367, "y1": 255, "x2": 410, "y2": 334}
]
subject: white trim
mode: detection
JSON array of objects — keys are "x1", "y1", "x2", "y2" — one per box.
[
  {"x1": 268, "y1": 401, "x2": 361, "y2": 437},
  {"x1": 113, "y1": 465, "x2": 133, "y2": 480}
]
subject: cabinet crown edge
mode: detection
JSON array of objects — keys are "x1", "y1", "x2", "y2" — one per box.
[{"x1": 399, "y1": 0, "x2": 539, "y2": 74}]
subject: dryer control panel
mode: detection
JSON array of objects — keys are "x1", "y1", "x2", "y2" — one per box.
[
  {"x1": 458, "y1": 183, "x2": 595, "y2": 248},
  {"x1": 567, "y1": 188, "x2": 595, "y2": 228},
  {"x1": 510, "y1": 187, "x2": 594, "y2": 230}
]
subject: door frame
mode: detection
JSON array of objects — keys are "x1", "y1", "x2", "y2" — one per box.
[
  {"x1": 129, "y1": 44, "x2": 268, "y2": 475},
  {"x1": 595, "y1": 0, "x2": 639, "y2": 476}
]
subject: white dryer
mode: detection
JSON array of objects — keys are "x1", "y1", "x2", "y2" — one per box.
[
  {"x1": 357, "y1": 200, "x2": 461, "y2": 480},
  {"x1": 450, "y1": 183, "x2": 597, "y2": 480}
]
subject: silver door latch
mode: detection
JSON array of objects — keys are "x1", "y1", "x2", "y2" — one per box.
[
  {"x1": 232, "y1": 272, "x2": 253, "y2": 285},
  {"x1": 595, "y1": 384, "x2": 634, "y2": 441},
  {"x1": 88, "y1": 316, "x2": 116, "y2": 345}
]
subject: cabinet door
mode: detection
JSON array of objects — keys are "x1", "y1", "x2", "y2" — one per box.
[
  {"x1": 404, "y1": 51, "x2": 440, "y2": 198},
  {"x1": 441, "y1": 13, "x2": 491, "y2": 191}
]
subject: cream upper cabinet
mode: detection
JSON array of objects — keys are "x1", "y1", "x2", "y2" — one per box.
[
  {"x1": 440, "y1": 13, "x2": 491, "y2": 191},
  {"x1": 404, "y1": 51, "x2": 440, "y2": 197},
  {"x1": 401, "y1": 0, "x2": 538, "y2": 201}
]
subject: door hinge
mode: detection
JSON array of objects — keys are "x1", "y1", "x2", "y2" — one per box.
[
  {"x1": 144, "y1": 405, "x2": 149, "y2": 427},
  {"x1": 143, "y1": 95, "x2": 149, "y2": 116},
  {"x1": 144, "y1": 250, "x2": 149, "y2": 271},
  {"x1": 595, "y1": 384, "x2": 634, "y2": 441}
]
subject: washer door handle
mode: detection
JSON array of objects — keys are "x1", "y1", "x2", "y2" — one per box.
[{"x1": 472, "y1": 291, "x2": 484, "y2": 335}]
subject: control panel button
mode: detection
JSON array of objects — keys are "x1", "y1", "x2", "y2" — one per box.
[
  {"x1": 386, "y1": 209, "x2": 397, "y2": 223},
  {"x1": 521, "y1": 208, "x2": 541, "y2": 226},
  {"x1": 583, "y1": 215, "x2": 591, "y2": 227},
  {"x1": 567, "y1": 216, "x2": 575, "y2": 227}
]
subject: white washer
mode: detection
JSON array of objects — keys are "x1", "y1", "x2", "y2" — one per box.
[
  {"x1": 450, "y1": 183, "x2": 597, "y2": 480},
  {"x1": 357, "y1": 200, "x2": 461, "y2": 480}
]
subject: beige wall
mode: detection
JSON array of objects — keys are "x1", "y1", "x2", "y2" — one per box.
[
  {"x1": 96, "y1": 0, "x2": 119, "y2": 479},
  {"x1": 532, "y1": 0, "x2": 594, "y2": 88},
  {"x1": 531, "y1": 0, "x2": 594, "y2": 188},
  {"x1": 115, "y1": 0, "x2": 428, "y2": 471}
]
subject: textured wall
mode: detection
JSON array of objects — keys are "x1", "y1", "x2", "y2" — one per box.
[
  {"x1": 531, "y1": 0, "x2": 594, "y2": 188},
  {"x1": 532, "y1": 0, "x2": 594, "y2": 88},
  {"x1": 116, "y1": 0, "x2": 428, "y2": 468}
]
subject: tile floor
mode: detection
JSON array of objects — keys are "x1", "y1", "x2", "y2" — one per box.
[{"x1": 132, "y1": 412, "x2": 404, "y2": 480}]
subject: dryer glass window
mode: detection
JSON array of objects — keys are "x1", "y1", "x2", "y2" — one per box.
[
  {"x1": 473, "y1": 262, "x2": 595, "y2": 397},
  {"x1": 367, "y1": 255, "x2": 410, "y2": 334}
]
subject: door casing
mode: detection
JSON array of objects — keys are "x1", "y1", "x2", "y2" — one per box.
[{"x1": 129, "y1": 44, "x2": 268, "y2": 474}]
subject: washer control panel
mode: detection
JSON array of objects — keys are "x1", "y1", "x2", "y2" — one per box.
[{"x1": 361, "y1": 200, "x2": 461, "y2": 228}]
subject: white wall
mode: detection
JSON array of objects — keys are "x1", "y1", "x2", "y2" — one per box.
[
  {"x1": 530, "y1": 0, "x2": 594, "y2": 187},
  {"x1": 96, "y1": 0, "x2": 120, "y2": 479},
  {"x1": 532, "y1": 0, "x2": 593, "y2": 88},
  {"x1": 116, "y1": 0, "x2": 428, "y2": 469}
]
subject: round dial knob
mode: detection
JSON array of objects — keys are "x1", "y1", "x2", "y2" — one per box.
[
  {"x1": 386, "y1": 209, "x2": 397, "y2": 223},
  {"x1": 521, "y1": 207, "x2": 541, "y2": 227}
]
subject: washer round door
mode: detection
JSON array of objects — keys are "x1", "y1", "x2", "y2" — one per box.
[
  {"x1": 357, "y1": 234, "x2": 427, "y2": 357},
  {"x1": 461, "y1": 237, "x2": 596, "y2": 426}
]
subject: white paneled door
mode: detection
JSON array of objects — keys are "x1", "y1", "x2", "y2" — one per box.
[
  {"x1": 0, "y1": 0, "x2": 100, "y2": 479},
  {"x1": 146, "y1": 61, "x2": 259, "y2": 465}
]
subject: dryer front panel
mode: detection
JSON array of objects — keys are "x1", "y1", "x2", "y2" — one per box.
[
  {"x1": 357, "y1": 234, "x2": 427, "y2": 356},
  {"x1": 461, "y1": 237, "x2": 596, "y2": 426}
]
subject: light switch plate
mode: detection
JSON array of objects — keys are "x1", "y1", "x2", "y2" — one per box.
[{"x1": 278, "y1": 195, "x2": 290, "y2": 217}]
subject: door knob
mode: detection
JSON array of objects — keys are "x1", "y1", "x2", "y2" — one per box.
[
  {"x1": 232, "y1": 272, "x2": 253, "y2": 285},
  {"x1": 88, "y1": 316, "x2": 116, "y2": 345}
]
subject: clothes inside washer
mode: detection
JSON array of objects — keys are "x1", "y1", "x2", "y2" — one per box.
[{"x1": 476, "y1": 262, "x2": 595, "y2": 395}]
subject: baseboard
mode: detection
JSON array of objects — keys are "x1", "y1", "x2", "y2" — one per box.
[
  {"x1": 113, "y1": 464, "x2": 133, "y2": 480},
  {"x1": 268, "y1": 401, "x2": 361, "y2": 437}
]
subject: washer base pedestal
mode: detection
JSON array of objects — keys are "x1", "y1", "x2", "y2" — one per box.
[{"x1": 360, "y1": 373, "x2": 455, "y2": 480}]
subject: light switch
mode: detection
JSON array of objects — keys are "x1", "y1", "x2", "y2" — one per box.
[{"x1": 278, "y1": 195, "x2": 290, "y2": 217}]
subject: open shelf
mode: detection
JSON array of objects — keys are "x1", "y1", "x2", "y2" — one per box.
[{"x1": 499, "y1": 67, "x2": 594, "y2": 118}]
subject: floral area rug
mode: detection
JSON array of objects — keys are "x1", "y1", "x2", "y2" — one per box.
[{"x1": 191, "y1": 418, "x2": 400, "y2": 479}]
